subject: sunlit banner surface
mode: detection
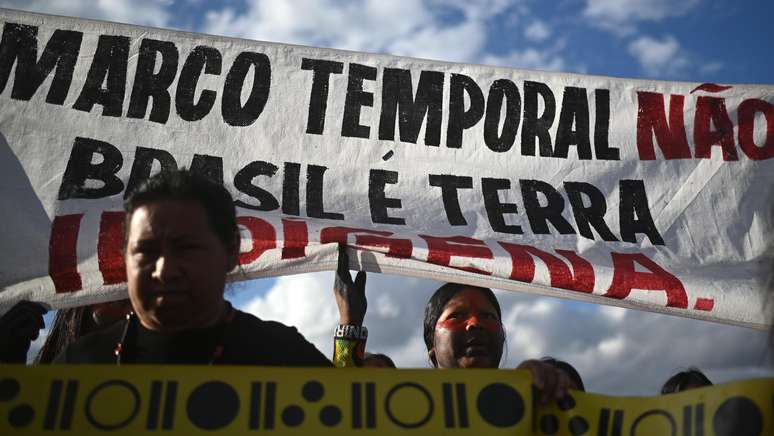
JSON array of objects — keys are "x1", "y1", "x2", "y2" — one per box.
[{"x1": 1, "y1": 8, "x2": 773, "y2": 328}]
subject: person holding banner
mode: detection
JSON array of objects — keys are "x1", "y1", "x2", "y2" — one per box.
[
  {"x1": 54, "y1": 170, "x2": 331, "y2": 366},
  {"x1": 424, "y1": 283, "x2": 576, "y2": 403}
]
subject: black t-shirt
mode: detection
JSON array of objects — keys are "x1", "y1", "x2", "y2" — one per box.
[{"x1": 53, "y1": 309, "x2": 332, "y2": 367}]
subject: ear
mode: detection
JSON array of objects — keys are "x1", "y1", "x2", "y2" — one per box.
[{"x1": 428, "y1": 348, "x2": 437, "y2": 367}]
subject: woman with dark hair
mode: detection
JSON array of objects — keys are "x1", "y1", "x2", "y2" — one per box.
[
  {"x1": 423, "y1": 283, "x2": 504, "y2": 368},
  {"x1": 36, "y1": 301, "x2": 131, "y2": 363},
  {"x1": 54, "y1": 169, "x2": 330, "y2": 366},
  {"x1": 423, "y1": 283, "x2": 576, "y2": 402},
  {"x1": 660, "y1": 368, "x2": 712, "y2": 394}
]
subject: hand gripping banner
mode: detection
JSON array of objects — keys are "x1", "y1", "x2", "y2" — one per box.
[
  {"x1": 0, "y1": 8, "x2": 773, "y2": 328},
  {"x1": 0, "y1": 365, "x2": 772, "y2": 435}
]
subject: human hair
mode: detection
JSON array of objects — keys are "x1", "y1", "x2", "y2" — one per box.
[
  {"x1": 660, "y1": 368, "x2": 712, "y2": 394},
  {"x1": 422, "y1": 283, "x2": 503, "y2": 362},
  {"x1": 364, "y1": 352, "x2": 396, "y2": 368},
  {"x1": 541, "y1": 356, "x2": 586, "y2": 392},
  {"x1": 123, "y1": 169, "x2": 238, "y2": 253},
  {"x1": 35, "y1": 306, "x2": 91, "y2": 363}
]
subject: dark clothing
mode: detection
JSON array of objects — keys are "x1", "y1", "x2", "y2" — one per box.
[{"x1": 53, "y1": 309, "x2": 331, "y2": 367}]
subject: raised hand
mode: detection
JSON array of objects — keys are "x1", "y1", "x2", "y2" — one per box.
[
  {"x1": 517, "y1": 359, "x2": 576, "y2": 405},
  {"x1": 0, "y1": 301, "x2": 47, "y2": 363},
  {"x1": 333, "y1": 244, "x2": 367, "y2": 325}
]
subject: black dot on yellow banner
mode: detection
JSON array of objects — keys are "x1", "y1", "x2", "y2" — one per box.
[
  {"x1": 712, "y1": 396, "x2": 763, "y2": 436},
  {"x1": 282, "y1": 405, "x2": 304, "y2": 427},
  {"x1": 9, "y1": 404, "x2": 34, "y2": 428},
  {"x1": 302, "y1": 381, "x2": 324, "y2": 402},
  {"x1": 186, "y1": 381, "x2": 239, "y2": 430},
  {"x1": 320, "y1": 405, "x2": 342, "y2": 427},
  {"x1": 476, "y1": 383, "x2": 524, "y2": 428},
  {"x1": 568, "y1": 416, "x2": 589, "y2": 435}
]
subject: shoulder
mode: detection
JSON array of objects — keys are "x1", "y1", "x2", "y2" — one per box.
[
  {"x1": 226, "y1": 310, "x2": 332, "y2": 367},
  {"x1": 53, "y1": 321, "x2": 124, "y2": 364},
  {"x1": 234, "y1": 311, "x2": 299, "y2": 335}
]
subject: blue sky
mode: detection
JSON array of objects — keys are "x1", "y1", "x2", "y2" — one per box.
[{"x1": 4, "y1": 0, "x2": 773, "y2": 395}]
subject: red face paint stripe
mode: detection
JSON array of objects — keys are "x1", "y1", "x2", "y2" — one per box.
[{"x1": 436, "y1": 317, "x2": 502, "y2": 333}]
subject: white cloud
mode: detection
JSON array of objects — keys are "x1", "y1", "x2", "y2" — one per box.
[
  {"x1": 627, "y1": 35, "x2": 689, "y2": 77},
  {"x1": 583, "y1": 0, "x2": 700, "y2": 34},
  {"x1": 0, "y1": 0, "x2": 173, "y2": 28},
  {"x1": 481, "y1": 47, "x2": 566, "y2": 72},
  {"x1": 597, "y1": 335, "x2": 625, "y2": 358},
  {"x1": 700, "y1": 61, "x2": 724, "y2": 75},
  {"x1": 201, "y1": 0, "x2": 517, "y2": 64},
  {"x1": 524, "y1": 20, "x2": 550, "y2": 42}
]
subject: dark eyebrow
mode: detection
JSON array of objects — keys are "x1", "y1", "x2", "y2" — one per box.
[{"x1": 169, "y1": 233, "x2": 203, "y2": 243}]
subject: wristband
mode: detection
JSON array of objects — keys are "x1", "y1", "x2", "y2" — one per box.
[
  {"x1": 332, "y1": 325, "x2": 368, "y2": 367},
  {"x1": 334, "y1": 324, "x2": 368, "y2": 341}
]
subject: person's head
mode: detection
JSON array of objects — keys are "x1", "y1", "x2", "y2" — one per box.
[
  {"x1": 36, "y1": 300, "x2": 131, "y2": 363},
  {"x1": 660, "y1": 368, "x2": 712, "y2": 394},
  {"x1": 541, "y1": 357, "x2": 585, "y2": 391},
  {"x1": 123, "y1": 169, "x2": 240, "y2": 333},
  {"x1": 363, "y1": 352, "x2": 396, "y2": 368},
  {"x1": 423, "y1": 283, "x2": 504, "y2": 368}
]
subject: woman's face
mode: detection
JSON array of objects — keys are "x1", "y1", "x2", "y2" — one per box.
[
  {"x1": 431, "y1": 288, "x2": 504, "y2": 368},
  {"x1": 125, "y1": 199, "x2": 237, "y2": 332}
]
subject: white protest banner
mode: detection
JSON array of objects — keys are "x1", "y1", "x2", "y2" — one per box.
[{"x1": 0, "y1": 9, "x2": 772, "y2": 329}]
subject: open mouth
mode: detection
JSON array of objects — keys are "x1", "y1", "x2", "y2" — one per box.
[
  {"x1": 463, "y1": 345, "x2": 489, "y2": 357},
  {"x1": 462, "y1": 336, "x2": 490, "y2": 357}
]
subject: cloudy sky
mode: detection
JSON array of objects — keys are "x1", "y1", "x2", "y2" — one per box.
[{"x1": 5, "y1": 0, "x2": 773, "y2": 395}]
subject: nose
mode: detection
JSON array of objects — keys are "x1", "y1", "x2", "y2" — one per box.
[
  {"x1": 151, "y1": 254, "x2": 181, "y2": 283},
  {"x1": 464, "y1": 315, "x2": 483, "y2": 331}
]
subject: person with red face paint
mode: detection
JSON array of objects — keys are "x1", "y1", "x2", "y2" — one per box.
[{"x1": 423, "y1": 283, "x2": 576, "y2": 404}]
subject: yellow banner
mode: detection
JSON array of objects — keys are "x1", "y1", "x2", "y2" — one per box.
[{"x1": 0, "y1": 365, "x2": 771, "y2": 435}]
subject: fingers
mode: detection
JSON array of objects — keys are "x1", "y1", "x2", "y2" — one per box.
[
  {"x1": 354, "y1": 271, "x2": 367, "y2": 293},
  {"x1": 518, "y1": 359, "x2": 572, "y2": 406},
  {"x1": 336, "y1": 244, "x2": 352, "y2": 286},
  {"x1": 18, "y1": 303, "x2": 46, "y2": 330},
  {"x1": 1, "y1": 301, "x2": 46, "y2": 331},
  {"x1": 539, "y1": 366, "x2": 559, "y2": 405},
  {"x1": 17, "y1": 321, "x2": 41, "y2": 342}
]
